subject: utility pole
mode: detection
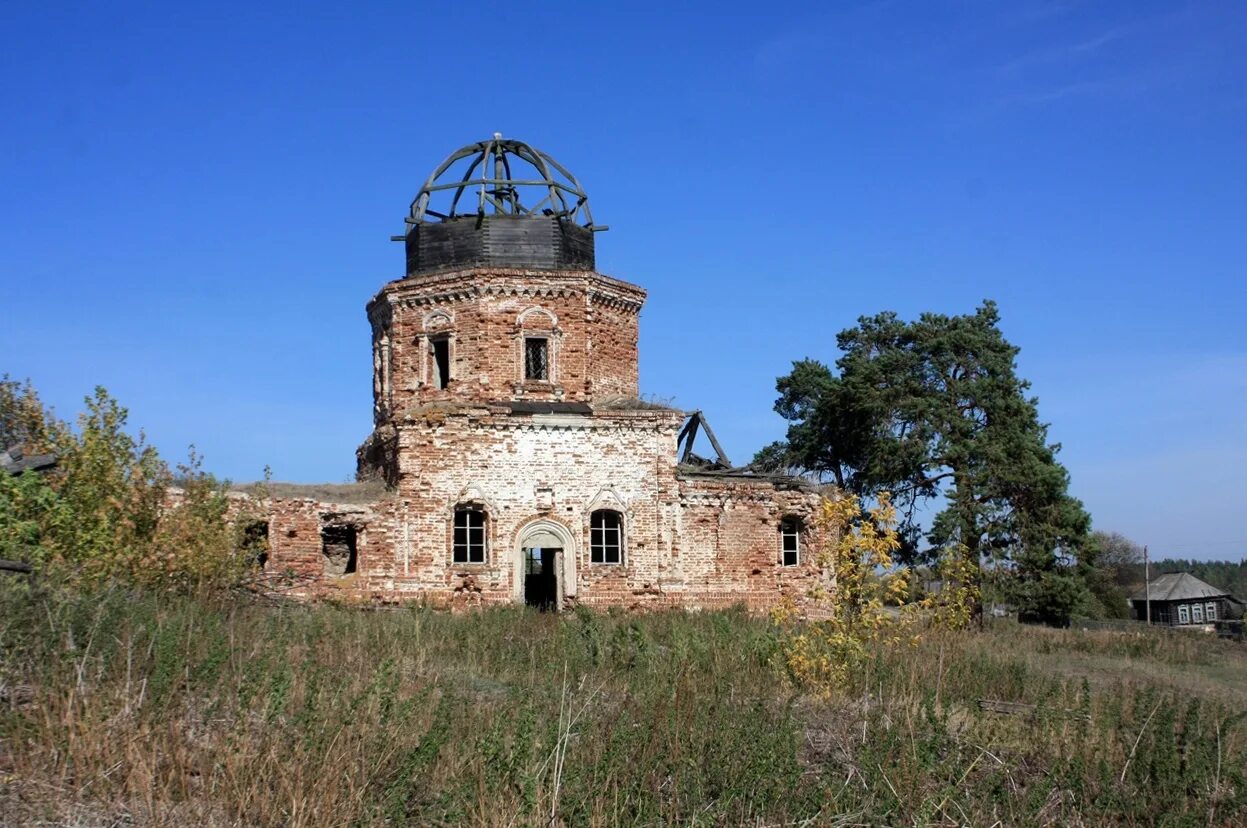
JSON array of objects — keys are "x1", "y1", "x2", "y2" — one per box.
[{"x1": 1144, "y1": 544, "x2": 1151, "y2": 625}]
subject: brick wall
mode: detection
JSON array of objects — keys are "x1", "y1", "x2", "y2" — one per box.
[
  {"x1": 246, "y1": 406, "x2": 830, "y2": 614},
  {"x1": 223, "y1": 263, "x2": 837, "y2": 614},
  {"x1": 366, "y1": 268, "x2": 644, "y2": 421}
]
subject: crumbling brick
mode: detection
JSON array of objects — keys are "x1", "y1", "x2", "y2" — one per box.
[{"x1": 228, "y1": 262, "x2": 832, "y2": 614}]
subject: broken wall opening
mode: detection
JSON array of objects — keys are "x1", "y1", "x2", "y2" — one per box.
[
  {"x1": 241, "y1": 520, "x2": 270, "y2": 568},
  {"x1": 430, "y1": 336, "x2": 451, "y2": 389},
  {"x1": 321, "y1": 523, "x2": 359, "y2": 577}
]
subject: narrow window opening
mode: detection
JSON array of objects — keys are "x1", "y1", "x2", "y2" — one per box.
[
  {"x1": 321, "y1": 524, "x2": 358, "y2": 576},
  {"x1": 780, "y1": 518, "x2": 800, "y2": 567},
  {"x1": 590, "y1": 510, "x2": 623, "y2": 564},
  {"x1": 524, "y1": 337, "x2": 549, "y2": 381},
  {"x1": 430, "y1": 336, "x2": 451, "y2": 389},
  {"x1": 453, "y1": 508, "x2": 486, "y2": 564},
  {"x1": 241, "y1": 520, "x2": 270, "y2": 569},
  {"x1": 379, "y1": 329, "x2": 392, "y2": 405}
]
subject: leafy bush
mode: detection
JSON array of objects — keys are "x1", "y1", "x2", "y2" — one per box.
[{"x1": 0, "y1": 377, "x2": 245, "y2": 593}]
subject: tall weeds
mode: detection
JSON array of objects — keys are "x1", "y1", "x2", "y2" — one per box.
[{"x1": 1, "y1": 584, "x2": 1244, "y2": 826}]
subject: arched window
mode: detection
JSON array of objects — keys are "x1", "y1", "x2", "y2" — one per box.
[
  {"x1": 780, "y1": 517, "x2": 801, "y2": 567},
  {"x1": 518, "y1": 306, "x2": 557, "y2": 383},
  {"x1": 590, "y1": 510, "x2": 623, "y2": 564},
  {"x1": 453, "y1": 507, "x2": 487, "y2": 563}
]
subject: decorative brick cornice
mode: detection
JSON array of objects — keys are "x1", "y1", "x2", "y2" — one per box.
[
  {"x1": 392, "y1": 405, "x2": 681, "y2": 435},
  {"x1": 587, "y1": 288, "x2": 644, "y2": 313},
  {"x1": 368, "y1": 267, "x2": 645, "y2": 314}
]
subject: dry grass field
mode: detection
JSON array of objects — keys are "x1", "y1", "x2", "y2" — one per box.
[{"x1": 2, "y1": 584, "x2": 1244, "y2": 826}]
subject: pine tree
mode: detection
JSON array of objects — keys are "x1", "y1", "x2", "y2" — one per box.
[{"x1": 758, "y1": 301, "x2": 1094, "y2": 623}]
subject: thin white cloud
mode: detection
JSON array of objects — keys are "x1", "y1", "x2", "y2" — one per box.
[
  {"x1": 994, "y1": 27, "x2": 1127, "y2": 75},
  {"x1": 1009, "y1": 78, "x2": 1119, "y2": 104},
  {"x1": 990, "y1": 5, "x2": 1218, "y2": 109}
]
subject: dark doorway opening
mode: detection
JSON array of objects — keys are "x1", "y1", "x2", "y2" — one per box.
[{"x1": 523, "y1": 547, "x2": 559, "y2": 611}]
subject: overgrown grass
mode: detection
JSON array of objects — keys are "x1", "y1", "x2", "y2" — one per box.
[
  {"x1": 1, "y1": 584, "x2": 1244, "y2": 826},
  {"x1": 228, "y1": 479, "x2": 391, "y2": 504}
]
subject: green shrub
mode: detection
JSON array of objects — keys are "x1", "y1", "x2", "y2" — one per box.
[{"x1": 1, "y1": 379, "x2": 246, "y2": 594}]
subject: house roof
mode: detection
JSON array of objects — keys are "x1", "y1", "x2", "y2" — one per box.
[
  {"x1": 1130, "y1": 572, "x2": 1231, "y2": 602},
  {"x1": 2, "y1": 446, "x2": 57, "y2": 476}
]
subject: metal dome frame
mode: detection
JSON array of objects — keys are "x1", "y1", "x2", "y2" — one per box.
[{"x1": 403, "y1": 135, "x2": 603, "y2": 232}]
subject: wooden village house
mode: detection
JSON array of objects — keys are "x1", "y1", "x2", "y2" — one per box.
[{"x1": 1130, "y1": 572, "x2": 1245, "y2": 627}]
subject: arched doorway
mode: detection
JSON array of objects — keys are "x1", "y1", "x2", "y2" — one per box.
[{"x1": 515, "y1": 520, "x2": 575, "y2": 611}]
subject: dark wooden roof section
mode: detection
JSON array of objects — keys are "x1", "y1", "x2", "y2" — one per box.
[{"x1": 2, "y1": 446, "x2": 57, "y2": 476}]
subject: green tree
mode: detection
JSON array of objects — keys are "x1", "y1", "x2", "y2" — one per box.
[
  {"x1": 1, "y1": 377, "x2": 69, "y2": 572},
  {"x1": 1080, "y1": 531, "x2": 1142, "y2": 618},
  {"x1": 0, "y1": 470, "x2": 66, "y2": 571},
  {"x1": 48, "y1": 387, "x2": 168, "y2": 582},
  {"x1": 758, "y1": 301, "x2": 1093, "y2": 624},
  {"x1": 1, "y1": 374, "x2": 67, "y2": 454},
  {"x1": 0, "y1": 379, "x2": 247, "y2": 593},
  {"x1": 1093, "y1": 531, "x2": 1145, "y2": 585},
  {"x1": 141, "y1": 449, "x2": 248, "y2": 593}
]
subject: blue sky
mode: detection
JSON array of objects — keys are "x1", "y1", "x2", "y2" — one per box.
[{"x1": 2, "y1": 1, "x2": 1244, "y2": 560}]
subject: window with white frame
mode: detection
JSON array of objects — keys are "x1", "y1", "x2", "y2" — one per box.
[
  {"x1": 1207, "y1": 602, "x2": 1217, "y2": 621},
  {"x1": 1177, "y1": 604, "x2": 1190, "y2": 624},
  {"x1": 590, "y1": 510, "x2": 623, "y2": 564},
  {"x1": 1193, "y1": 603, "x2": 1204, "y2": 623},
  {"x1": 453, "y1": 507, "x2": 486, "y2": 564},
  {"x1": 780, "y1": 517, "x2": 800, "y2": 567}
]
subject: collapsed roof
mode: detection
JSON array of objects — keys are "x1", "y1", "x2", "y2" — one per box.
[{"x1": 2, "y1": 445, "x2": 57, "y2": 476}]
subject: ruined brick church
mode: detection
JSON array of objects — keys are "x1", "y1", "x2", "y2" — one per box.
[{"x1": 251, "y1": 137, "x2": 826, "y2": 611}]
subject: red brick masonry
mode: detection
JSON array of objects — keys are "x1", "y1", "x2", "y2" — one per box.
[{"x1": 232, "y1": 265, "x2": 832, "y2": 613}]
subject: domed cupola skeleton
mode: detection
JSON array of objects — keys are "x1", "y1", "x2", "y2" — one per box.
[{"x1": 394, "y1": 135, "x2": 606, "y2": 275}]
